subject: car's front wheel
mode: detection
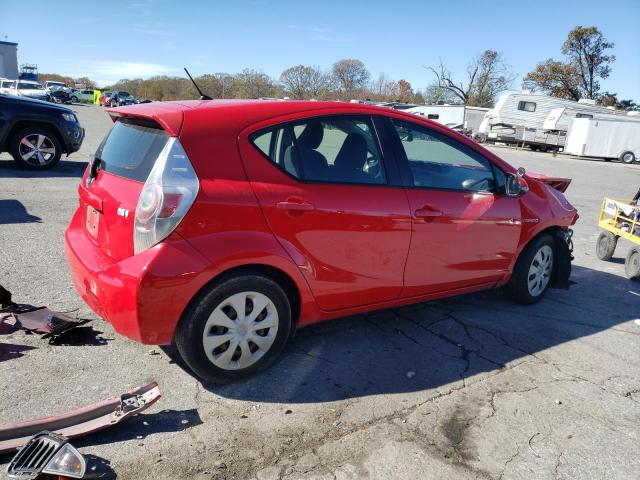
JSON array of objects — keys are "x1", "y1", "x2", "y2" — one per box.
[
  {"x1": 9, "y1": 127, "x2": 62, "y2": 170},
  {"x1": 506, "y1": 234, "x2": 555, "y2": 304},
  {"x1": 175, "y1": 272, "x2": 292, "y2": 383}
]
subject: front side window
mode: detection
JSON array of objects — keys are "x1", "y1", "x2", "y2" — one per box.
[
  {"x1": 576, "y1": 113, "x2": 593, "y2": 119},
  {"x1": 391, "y1": 119, "x2": 495, "y2": 192},
  {"x1": 427, "y1": 114, "x2": 439, "y2": 119},
  {"x1": 251, "y1": 116, "x2": 386, "y2": 185},
  {"x1": 518, "y1": 101, "x2": 536, "y2": 112}
]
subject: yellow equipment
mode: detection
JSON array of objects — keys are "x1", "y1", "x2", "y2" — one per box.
[{"x1": 596, "y1": 189, "x2": 640, "y2": 279}]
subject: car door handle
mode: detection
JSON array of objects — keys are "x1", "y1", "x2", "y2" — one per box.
[
  {"x1": 276, "y1": 200, "x2": 315, "y2": 212},
  {"x1": 414, "y1": 208, "x2": 443, "y2": 218}
]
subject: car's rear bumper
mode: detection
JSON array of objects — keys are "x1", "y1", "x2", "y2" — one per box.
[{"x1": 64, "y1": 210, "x2": 212, "y2": 344}]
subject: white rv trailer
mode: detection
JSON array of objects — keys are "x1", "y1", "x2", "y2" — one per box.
[
  {"x1": 480, "y1": 92, "x2": 628, "y2": 151},
  {"x1": 406, "y1": 105, "x2": 490, "y2": 135},
  {"x1": 564, "y1": 117, "x2": 640, "y2": 164}
]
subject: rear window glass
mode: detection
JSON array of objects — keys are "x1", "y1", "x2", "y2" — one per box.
[{"x1": 95, "y1": 119, "x2": 168, "y2": 182}]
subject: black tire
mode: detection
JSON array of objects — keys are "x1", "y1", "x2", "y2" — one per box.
[
  {"x1": 70, "y1": 96, "x2": 78, "y2": 103},
  {"x1": 625, "y1": 248, "x2": 640, "y2": 280},
  {"x1": 506, "y1": 234, "x2": 556, "y2": 305},
  {"x1": 175, "y1": 272, "x2": 292, "y2": 383},
  {"x1": 596, "y1": 231, "x2": 618, "y2": 261},
  {"x1": 9, "y1": 126, "x2": 62, "y2": 170},
  {"x1": 620, "y1": 151, "x2": 636, "y2": 164}
]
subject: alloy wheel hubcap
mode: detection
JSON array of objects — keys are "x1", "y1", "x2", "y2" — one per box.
[
  {"x1": 202, "y1": 291, "x2": 278, "y2": 370},
  {"x1": 528, "y1": 245, "x2": 553, "y2": 296},
  {"x1": 19, "y1": 134, "x2": 56, "y2": 165},
  {"x1": 623, "y1": 153, "x2": 634, "y2": 163}
]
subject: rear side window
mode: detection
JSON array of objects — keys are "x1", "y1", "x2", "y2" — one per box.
[
  {"x1": 95, "y1": 119, "x2": 168, "y2": 182},
  {"x1": 250, "y1": 115, "x2": 386, "y2": 185}
]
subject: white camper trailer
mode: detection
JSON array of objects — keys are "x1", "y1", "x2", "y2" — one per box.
[
  {"x1": 480, "y1": 93, "x2": 627, "y2": 151},
  {"x1": 406, "y1": 105, "x2": 490, "y2": 135},
  {"x1": 564, "y1": 117, "x2": 640, "y2": 164}
]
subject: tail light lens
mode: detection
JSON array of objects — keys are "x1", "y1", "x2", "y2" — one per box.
[{"x1": 134, "y1": 137, "x2": 199, "y2": 254}]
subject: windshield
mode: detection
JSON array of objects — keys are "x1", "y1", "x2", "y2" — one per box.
[
  {"x1": 119, "y1": 91, "x2": 130, "y2": 97},
  {"x1": 95, "y1": 118, "x2": 168, "y2": 182},
  {"x1": 48, "y1": 82, "x2": 66, "y2": 87},
  {"x1": 1, "y1": 81, "x2": 12, "y2": 88},
  {"x1": 18, "y1": 82, "x2": 43, "y2": 90}
]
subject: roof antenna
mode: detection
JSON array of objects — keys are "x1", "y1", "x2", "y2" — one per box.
[{"x1": 184, "y1": 67, "x2": 212, "y2": 100}]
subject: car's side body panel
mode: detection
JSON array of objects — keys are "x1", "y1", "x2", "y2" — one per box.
[{"x1": 64, "y1": 100, "x2": 578, "y2": 347}]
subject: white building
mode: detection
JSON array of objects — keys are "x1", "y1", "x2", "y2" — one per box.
[{"x1": 0, "y1": 40, "x2": 18, "y2": 79}]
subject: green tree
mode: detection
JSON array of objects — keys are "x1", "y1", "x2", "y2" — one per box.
[{"x1": 523, "y1": 26, "x2": 615, "y2": 100}]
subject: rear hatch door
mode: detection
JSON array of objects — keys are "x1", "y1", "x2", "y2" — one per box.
[{"x1": 78, "y1": 116, "x2": 173, "y2": 261}]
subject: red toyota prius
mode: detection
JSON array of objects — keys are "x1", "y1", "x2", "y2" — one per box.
[{"x1": 65, "y1": 100, "x2": 578, "y2": 383}]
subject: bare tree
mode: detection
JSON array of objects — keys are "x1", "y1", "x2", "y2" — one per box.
[
  {"x1": 280, "y1": 65, "x2": 328, "y2": 99},
  {"x1": 426, "y1": 50, "x2": 515, "y2": 107},
  {"x1": 331, "y1": 59, "x2": 370, "y2": 99}
]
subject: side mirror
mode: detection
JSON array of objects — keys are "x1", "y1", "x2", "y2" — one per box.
[{"x1": 505, "y1": 167, "x2": 529, "y2": 197}]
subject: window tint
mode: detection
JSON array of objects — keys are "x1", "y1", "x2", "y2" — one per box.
[
  {"x1": 251, "y1": 116, "x2": 386, "y2": 185},
  {"x1": 427, "y1": 114, "x2": 439, "y2": 119},
  {"x1": 575, "y1": 113, "x2": 593, "y2": 119},
  {"x1": 391, "y1": 119, "x2": 495, "y2": 192},
  {"x1": 95, "y1": 119, "x2": 168, "y2": 182},
  {"x1": 518, "y1": 101, "x2": 536, "y2": 112}
]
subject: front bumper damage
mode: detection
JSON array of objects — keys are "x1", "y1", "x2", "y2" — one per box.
[
  {"x1": 550, "y1": 228, "x2": 574, "y2": 290},
  {"x1": 0, "y1": 382, "x2": 161, "y2": 455}
]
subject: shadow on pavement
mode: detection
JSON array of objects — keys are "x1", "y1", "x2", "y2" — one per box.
[
  {"x1": 0, "y1": 343, "x2": 36, "y2": 363},
  {"x1": 166, "y1": 265, "x2": 639, "y2": 403},
  {"x1": 0, "y1": 158, "x2": 87, "y2": 178},
  {"x1": 72, "y1": 408, "x2": 202, "y2": 448},
  {"x1": 0, "y1": 199, "x2": 41, "y2": 224}
]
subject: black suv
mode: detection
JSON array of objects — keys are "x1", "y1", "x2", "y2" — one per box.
[
  {"x1": 0, "y1": 93, "x2": 84, "y2": 170},
  {"x1": 109, "y1": 91, "x2": 137, "y2": 107}
]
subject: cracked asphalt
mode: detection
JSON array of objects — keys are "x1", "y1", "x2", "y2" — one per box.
[{"x1": 1, "y1": 106, "x2": 639, "y2": 479}]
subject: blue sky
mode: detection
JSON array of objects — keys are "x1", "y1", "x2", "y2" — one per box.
[{"x1": 1, "y1": 0, "x2": 638, "y2": 99}]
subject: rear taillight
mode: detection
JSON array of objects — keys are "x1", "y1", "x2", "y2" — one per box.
[{"x1": 134, "y1": 138, "x2": 199, "y2": 254}]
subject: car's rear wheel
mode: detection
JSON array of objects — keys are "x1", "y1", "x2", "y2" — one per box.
[
  {"x1": 175, "y1": 272, "x2": 292, "y2": 383},
  {"x1": 596, "y1": 231, "x2": 618, "y2": 261},
  {"x1": 71, "y1": 95, "x2": 78, "y2": 103},
  {"x1": 506, "y1": 234, "x2": 555, "y2": 304},
  {"x1": 625, "y1": 248, "x2": 640, "y2": 280},
  {"x1": 9, "y1": 127, "x2": 62, "y2": 170}
]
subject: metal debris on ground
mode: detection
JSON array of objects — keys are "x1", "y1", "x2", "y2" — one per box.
[
  {"x1": 0, "y1": 382, "x2": 162, "y2": 455},
  {"x1": 0, "y1": 284, "x2": 90, "y2": 339}
]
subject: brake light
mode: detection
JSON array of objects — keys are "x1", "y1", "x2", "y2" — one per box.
[{"x1": 134, "y1": 138, "x2": 199, "y2": 254}]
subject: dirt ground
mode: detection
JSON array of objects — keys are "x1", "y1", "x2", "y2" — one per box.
[{"x1": 0, "y1": 105, "x2": 638, "y2": 479}]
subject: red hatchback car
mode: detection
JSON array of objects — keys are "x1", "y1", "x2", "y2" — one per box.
[{"x1": 65, "y1": 100, "x2": 578, "y2": 383}]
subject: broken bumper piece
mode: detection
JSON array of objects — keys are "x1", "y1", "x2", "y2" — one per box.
[
  {"x1": 0, "y1": 382, "x2": 161, "y2": 455},
  {"x1": 7, "y1": 432, "x2": 86, "y2": 479}
]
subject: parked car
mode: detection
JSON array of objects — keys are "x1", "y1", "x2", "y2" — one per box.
[
  {"x1": 65, "y1": 100, "x2": 578, "y2": 383},
  {"x1": 99, "y1": 91, "x2": 112, "y2": 107},
  {"x1": 109, "y1": 91, "x2": 137, "y2": 106},
  {"x1": 0, "y1": 93, "x2": 84, "y2": 169},
  {"x1": 70, "y1": 89, "x2": 94, "y2": 104},
  {"x1": 44, "y1": 80, "x2": 70, "y2": 92},
  {"x1": 8, "y1": 80, "x2": 49, "y2": 101},
  {"x1": 0, "y1": 78, "x2": 14, "y2": 95}
]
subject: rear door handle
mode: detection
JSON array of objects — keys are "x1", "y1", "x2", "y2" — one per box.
[
  {"x1": 276, "y1": 200, "x2": 315, "y2": 212},
  {"x1": 414, "y1": 208, "x2": 443, "y2": 218}
]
